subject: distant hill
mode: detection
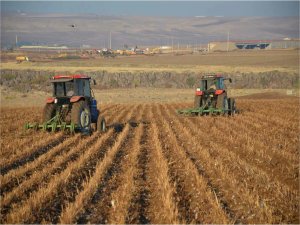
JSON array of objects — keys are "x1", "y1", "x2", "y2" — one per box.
[{"x1": 1, "y1": 13, "x2": 299, "y2": 48}]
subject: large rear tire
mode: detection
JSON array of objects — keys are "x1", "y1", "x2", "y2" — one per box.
[
  {"x1": 216, "y1": 93, "x2": 228, "y2": 115},
  {"x1": 194, "y1": 95, "x2": 202, "y2": 108},
  {"x1": 42, "y1": 104, "x2": 57, "y2": 123},
  {"x1": 71, "y1": 101, "x2": 91, "y2": 133},
  {"x1": 228, "y1": 98, "x2": 236, "y2": 116}
]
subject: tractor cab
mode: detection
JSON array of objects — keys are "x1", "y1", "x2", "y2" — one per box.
[
  {"x1": 25, "y1": 74, "x2": 106, "y2": 134},
  {"x1": 199, "y1": 74, "x2": 230, "y2": 92},
  {"x1": 51, "y1": 75, "x2": 91, "y2": 98},
  {"x1": 177, "y1": 74, "x2": 237, "y2": 116}
]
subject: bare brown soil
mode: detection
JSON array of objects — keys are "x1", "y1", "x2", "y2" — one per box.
[
  {"x1": 1, "y1": 49, "x2": 299, "y2": 73},
  {"x1": 0, "y1": 96, "x2": 299, "y2": 224}
]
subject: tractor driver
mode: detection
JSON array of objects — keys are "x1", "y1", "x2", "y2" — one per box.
[
  {"x1": 65, "y1": 81, "x2": 75, "y2": 97},
  {"x1": 209, "y1": 79, "x2": 217, "y2": 90}
]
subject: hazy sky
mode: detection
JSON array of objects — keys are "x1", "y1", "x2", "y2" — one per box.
[{"x1": 2, "y1": 1, "x2": 299, "y2": 17}]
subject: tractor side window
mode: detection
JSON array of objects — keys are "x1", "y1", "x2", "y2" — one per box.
[
  {"x1": 65, "y1": 81, "x2": 74, "y2": 96},
  {"x1": 83, "y1": 79, "x2": 91, "y2": 97},
  {"x1": 76, "y1": 80, "x2": 83, "y2": 96},
  {"x1": 55, "y1": 82, "x2": 65, "y2": 96},
  {"x1": 219, "y1": 78, "x2": 224, "y2": 89}
]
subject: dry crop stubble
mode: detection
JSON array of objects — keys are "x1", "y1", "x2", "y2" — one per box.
[
  {"x1": 166, "y1": 102, "x2": 299, "y2": 223},
  {"x1": 165, "y1": 103, "x2": 274, "y2": 223},
  {"x1": 0, "y1": 96, "x2": 299, "y2": 223},
  {"x1": 153, "y1": 104, "x2": 230, "y2": 223}
]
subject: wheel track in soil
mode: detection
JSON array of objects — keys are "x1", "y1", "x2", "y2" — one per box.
[
  {"x1": 0, "y1": 103, "x2": 123, "y2": 196},
  {"x1": 105, "y1": 104, "x2": 147, "y2": 224},
  {"x1": 162, "y1": 103, "x2": 242, "y2": 223},
  {"x1": 153, "y1": 104, "x2": 229, "y2": 224},
  {"x1": 125, "y1": 104, "x2": 151, "y2": 224},
  {"x1": 164, "y1": 104, "x2": 261, "y2": 223},
  {"x1": 102, "y1": 104, "x2": 146, "y2": 224},
  {"x1": 1, "y1": 101, "x2": 298, "y2": 224},
  {"x1": 145, "y1": 118, "x2": 181, "y2": 224},
  {"x1": 167, "y1": 103, "x2": 299, "y2": 223},
  {"x1": 2, "y1": 104, "x2": 128, "y2": 223},
  {"x1": 25, "y1": 104, "x2": 136, "y2": 223},
  {"x1": 59, "y1": 123, "x2": 132, "y2": 224},
  {"x1": 67, "y1": 104, "x2": 143, "y2": 224}
]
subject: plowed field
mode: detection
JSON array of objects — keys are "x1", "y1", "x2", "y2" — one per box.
[{"x1": 0, "y1": 98, "x2": 299, "y2": 224}]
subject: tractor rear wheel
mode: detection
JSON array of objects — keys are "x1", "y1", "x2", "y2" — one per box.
[
  {"x1": 216, "y1": 93, "x2": 228, "y2": 115},
  {"x1": 228, "y1": 98, "x2": 236, "y2": 116},
  {"x1": 42, "y1": 104, "x2": 57, "y2": 123},
  {"x1": 71, "y1": 101, "x2": 91, "y2": 133},
  {"x1": 194, "y1": 95, "x2": 202, "y2": 108},
  {"x1": 96, "y1": 116, "x2": 106, "y2": 132}
]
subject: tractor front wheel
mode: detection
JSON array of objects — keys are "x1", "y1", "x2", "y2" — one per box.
[
  {"x1": 71, "y1": 101, "x2": 91, "y2": 133},
  {"x1": 96, "y1": 116, "x2": 106, "y2": 132},
  {"x1": 228, "y1": 98, "x2": 236, "y2": 116}
]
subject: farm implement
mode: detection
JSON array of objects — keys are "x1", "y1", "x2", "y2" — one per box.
[
  {"x1": 25, "y1": 74, "x2": 106, "y2": 134},
  {"x1": 177, "y1": 74, "x2": 237, "y2": 116}
]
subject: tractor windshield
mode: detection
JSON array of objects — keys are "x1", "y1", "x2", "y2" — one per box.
[
  {"x1": 201, "y1": 77, "x2": 225, "y2": 90},
  {"x1": 54, "y1": 81, "x2": 75, "y2": 97},
  {"x1": 201, "y1": 78, "x2": 219, "y2": 90}
]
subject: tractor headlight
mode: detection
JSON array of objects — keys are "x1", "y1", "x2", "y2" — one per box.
[{"x1": 54, "y1": 98, "x2": 58, "y2": 104}]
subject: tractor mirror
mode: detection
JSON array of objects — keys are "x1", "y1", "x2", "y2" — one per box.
[{"x1": 93, "y1": 79, "x2": 97, "y2": 85}]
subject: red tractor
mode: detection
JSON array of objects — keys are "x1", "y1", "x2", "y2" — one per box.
[
  {"x1": 177, "y1": 74, "x2": 237, "y2": 116},
  {"x1": 25, "y1": 74, "x2": 106, "y2": 134}
]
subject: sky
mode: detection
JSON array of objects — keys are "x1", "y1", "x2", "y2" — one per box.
[
  {"x1": 1, "y1": 1, "x2": 299, "y2": 48},
  {"x1": 1, "y1": 1, "x2": 299, "y2": 17}
]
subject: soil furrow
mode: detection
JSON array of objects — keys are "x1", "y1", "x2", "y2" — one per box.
[
  {"x1": 168, "y1": 104, "x2": 299, "y2": 223},
  {"x1": 59, "y1": 124, "x2": 132, "y2": 224},
  {"x1": 154, "y1": 104, "x2": 229, "y2": 223},
  {"x1": 0, "y1": 133, "x2": 65, "y2": 175},
  {"x1": 0, "y1": 134, "x2": 81, "y2": 195},
  {"x1": 0, "y1": 132, "x2": 100, "y2": 218}
]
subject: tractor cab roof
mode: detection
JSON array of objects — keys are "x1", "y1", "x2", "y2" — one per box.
[
  {"x1": 51, "y1": 74, "x2": 91, "y2": 82},
  {"x1": 201, "y1": 74, "x2": 224, "y2": 79}
]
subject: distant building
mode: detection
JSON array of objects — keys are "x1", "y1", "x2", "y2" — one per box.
[
  {"x1": 19, "y1": 45, "x2": 69, "y2": 51},
  {"x1": 208, "y1": 39, "x2": 300, "y2": 51}
]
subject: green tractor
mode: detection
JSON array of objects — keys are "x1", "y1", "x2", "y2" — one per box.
[
  {"x1": 25, "y1": 74, "x2": 106, "y2": 134},
  {"x1": 177, "y1": 74, "x2": 237, "y2": 116}
]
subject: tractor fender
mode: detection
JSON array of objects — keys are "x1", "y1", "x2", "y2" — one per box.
[
  {"x1": 70, "y1": 96, "x2": 85, "y2": 103},
  {"x1": 46, "y1": 97, "x2": 55, "y2": 104}
]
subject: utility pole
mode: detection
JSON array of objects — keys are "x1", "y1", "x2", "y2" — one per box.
[
  {"x1": 109, "y1": 31, "x2": 112, "y2": 49},
  {"x1": 227, "y1": 31, "x2": 230, "y2": 52},
  {"x1": 171, "y1": 36, "x2": 174, "y2": 53}
]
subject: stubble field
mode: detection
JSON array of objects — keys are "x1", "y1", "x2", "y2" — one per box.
[{"x1": 0, "y1": 96, "x2": 299, "y2": 224}]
